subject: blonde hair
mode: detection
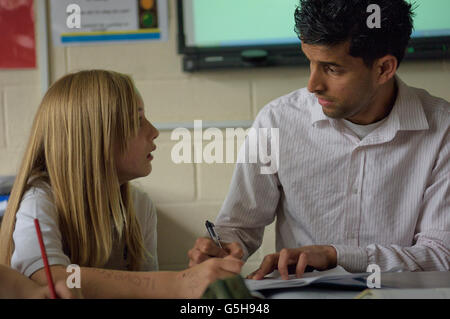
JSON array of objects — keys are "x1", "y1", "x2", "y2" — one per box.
[{"x1": 0, "y1": 70, "x2": 146, "y2": 270}]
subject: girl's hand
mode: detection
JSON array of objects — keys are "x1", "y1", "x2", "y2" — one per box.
[
  {"x1": 29, "y1": 280, "x2": 82, "y2": 299},
  {"x1": 177, "y1": 255, "x2": 244, "y2": 298}
]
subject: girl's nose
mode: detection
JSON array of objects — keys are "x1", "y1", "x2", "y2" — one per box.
[{"x1": 150, "y1": 122, "x2": 159, "y2": 140}]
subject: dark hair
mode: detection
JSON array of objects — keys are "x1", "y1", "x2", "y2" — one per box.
[{"x1": 294, "y1": 0, "x2": 415, "y2": 67}]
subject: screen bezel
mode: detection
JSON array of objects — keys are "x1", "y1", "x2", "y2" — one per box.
[{"x1": 177, "y1": 0, "x2": 450, "y2": 71}]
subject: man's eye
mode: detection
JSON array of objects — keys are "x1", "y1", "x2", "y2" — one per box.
[{"x1": 325, "y1": 66, "x2": 337, "y2": 73}]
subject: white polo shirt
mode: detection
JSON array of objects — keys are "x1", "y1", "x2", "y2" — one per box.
[{"x1": 11, "y1": 184, "x2": 158, "y2": 277}]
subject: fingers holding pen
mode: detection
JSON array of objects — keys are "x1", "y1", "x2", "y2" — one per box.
[
  {"x1": 179, "y1": 256, "x2": 243, "y2": 298},
  {"x1": 221, "y1": 255, "x2": 245, "y2": 274},
  {"x1": 198, "y1": 237, "x2": 228, "y2": 257},
  {"x1": 188, "y1": 237, "x2": 227, "y2": 267},
  {"x1": 224, "y1": 242, "x2": 244, "y2": 259}
]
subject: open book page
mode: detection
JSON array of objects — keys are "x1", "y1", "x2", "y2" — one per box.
[{"x1": 245, "y1": 266, "x2": 367, "y2": 291}]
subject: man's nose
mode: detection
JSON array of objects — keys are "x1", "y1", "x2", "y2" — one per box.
[{"x1": 307, "y1": 68, "x2": 326, "y2": 94}]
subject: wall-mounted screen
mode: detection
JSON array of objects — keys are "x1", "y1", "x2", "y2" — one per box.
[{"x1": 178, "y1": 0, "x2": 450, "y2": 72}]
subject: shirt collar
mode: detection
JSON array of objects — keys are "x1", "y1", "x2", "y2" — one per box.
[
  {"x1": 309, "y1": 75, "x2": 429, "y2": 132},
  {"x1": 392, "y1": 75, "x2": 429, "y2": 131}
]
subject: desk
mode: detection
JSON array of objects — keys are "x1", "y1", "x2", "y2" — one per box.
[
  {"x1": 380, "y1": 271, "x2": 450, "y2": 289},
  {"x1": 261, "y1": 271, "x2": 450, "y2": 299},
  {"x1": 264, "y1": 287, "x2": 360, "y2": 299}
]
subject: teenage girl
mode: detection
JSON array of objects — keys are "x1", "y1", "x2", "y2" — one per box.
[{"x1": 0, "y1": 70, "x2": 242, "y2": 298}]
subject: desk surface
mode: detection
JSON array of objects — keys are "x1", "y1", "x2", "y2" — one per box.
[
  {"x1": 262, "y1": 271, "x2": 450, "y2": 299},
  {"x1": 380, "y1": 271, "x2": 450, "y2": 289},
  {"x1": 264, "y1": 287, "x2": 360, "y2": 299}
]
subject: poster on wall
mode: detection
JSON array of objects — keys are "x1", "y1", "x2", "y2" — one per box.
[
  {"x1": 0, "y1": 0, "x2": 36, "y2": 69},
  {"x1": 50, "y1": 0, "x2": 168, "y2": 46}
]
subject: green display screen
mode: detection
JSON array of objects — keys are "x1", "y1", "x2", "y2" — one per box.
[
  {"x1": 410, "y1": 0, "x2": 449, "y2": 36},
  {"x1": 182, "y1": 0, "x2": 450, "y2": 48}
]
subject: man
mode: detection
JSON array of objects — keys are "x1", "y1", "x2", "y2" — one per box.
[{"x1": 188, "y1": 0, "x2": 449, "y2": 279}]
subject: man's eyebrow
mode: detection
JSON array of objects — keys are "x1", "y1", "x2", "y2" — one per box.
[
  {"x1": 302, "y1": 54, "x2": 344, "y2": 68},
  {"x1": 317, "y1": 61, "x2": 344, "y2": 68}
]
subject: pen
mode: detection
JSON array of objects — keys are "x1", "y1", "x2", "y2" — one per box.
[
  {"x1": 205, "y1": 220, "x2": 223, "y2": 250},
  {"x1": 34, "y1": 218, "x2": 57, "y2": 299}
]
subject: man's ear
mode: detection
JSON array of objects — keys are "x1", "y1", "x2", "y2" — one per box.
[{"x1": 374, "y1": 55, "x2": 397, "y2": 85}]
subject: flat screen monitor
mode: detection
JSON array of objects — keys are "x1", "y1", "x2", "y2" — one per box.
[{"x1": 177, "y1": 0, "x2": 450, "y2": 72}]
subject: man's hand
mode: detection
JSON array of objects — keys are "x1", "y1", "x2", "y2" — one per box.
[
  {"x1": 188, "y1": 237, "x2": 244, "y2": 267},
  {"x1": 247, "y1": 245, "x2": 337, "y2": 280}
]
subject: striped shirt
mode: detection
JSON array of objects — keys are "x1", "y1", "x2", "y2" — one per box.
[{"x1": 215, "y1": 76, "x2": 449, "y2": 272}]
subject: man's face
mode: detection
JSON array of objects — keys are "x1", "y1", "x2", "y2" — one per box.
[{"x1": 302, "y1": 41, "x2": 378, "y2": 123}]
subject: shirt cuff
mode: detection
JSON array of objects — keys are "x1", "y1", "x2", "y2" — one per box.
[
  {"x1": 331, "y1": 245, "x2": 368, "y2": 273},
  {"x1": 23, "y1": 256, "x2": 71, "y2": 278}
]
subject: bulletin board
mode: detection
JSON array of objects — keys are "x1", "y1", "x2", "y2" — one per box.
[
  {"x1": 50, "y1": 0, "x2": 169, "y2": 46},
  {"x1": 0, "y1": 0, "x2": 36, "y2": 69}
]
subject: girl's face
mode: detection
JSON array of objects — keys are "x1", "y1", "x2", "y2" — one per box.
[{"x1": 115, "y1": 93, "x2": 159, "y2": 185}]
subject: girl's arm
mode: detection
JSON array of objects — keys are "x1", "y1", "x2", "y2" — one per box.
[
  {"x1": 30, "y1": 256, "x2": 243, "y2": 298},
  {"x1": 0, "y1": 264, "x2": 77, "y2": 299},
  {"x1": 0, "y1": 264, "x2": 41, "y2": 298}
]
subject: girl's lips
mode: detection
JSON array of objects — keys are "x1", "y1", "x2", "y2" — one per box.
[{"x1": 147, "y1": 146, "x2": 156, "y2": 160}]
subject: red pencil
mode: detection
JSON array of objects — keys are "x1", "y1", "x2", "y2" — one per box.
[{"x1": 34, "y1": 218, "x2": 57, "y2": 299}]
